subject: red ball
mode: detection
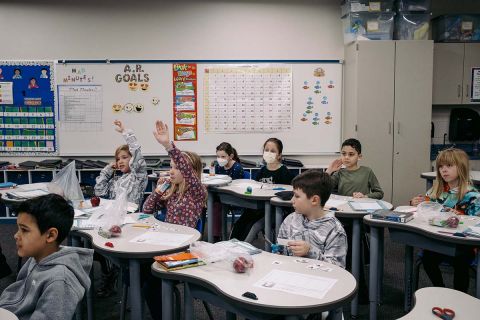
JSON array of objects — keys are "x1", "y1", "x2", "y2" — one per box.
[
  {"x1": 233, "y1": 257, "x2": 249, "y2": 273},
  {"x1": 109, "y1": 225, "x2": 122, "y2": 235},
  {"x1": 90, "y1": 196, "x2": 101, "y2": 207}
]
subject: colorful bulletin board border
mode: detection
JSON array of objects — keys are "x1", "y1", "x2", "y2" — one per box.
[
  {"x1": 0, "y1": 61, "x2": 57, "y2": 155},
  {"x1": 173, "y1": 63, "x2": 197, "y2": 141}
]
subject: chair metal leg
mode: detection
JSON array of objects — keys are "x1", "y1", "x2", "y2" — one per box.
[
  {"x1": 173, "y1": 286, "x2": 181, "y2": 320},
  {"x1": 202, "y1": 301, "x2": 215, "y2": 320}
]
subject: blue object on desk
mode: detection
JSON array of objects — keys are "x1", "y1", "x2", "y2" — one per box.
[
  {"x1": 138, "y1": 214, "x2": 150, "y2": 220},
  {"x1": 0, "y1": 182, "x2": 16, "y2": 189},
  {"x1": 245, "y1": 186, "x2": 253, "y2": 195},
  {"x1": 272, "y1": 187, "x2": 286, "y2": 191}
]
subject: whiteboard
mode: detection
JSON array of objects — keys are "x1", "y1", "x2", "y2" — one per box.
[{"x1": 55, "y1": 61, "x2": 342, "y2": 156}]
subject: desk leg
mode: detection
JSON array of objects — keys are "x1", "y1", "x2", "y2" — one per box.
[
  {"x1": 275, "y1": 206, "x2": 283, "y2": 241},
  {"x1": 129, "y1": 259, "x2": 143, "y2": 320},
  {"x1": 350, "y1": 218, "x2": 360, "y2": 318},
  {"x1": 207, "y1": 189, "x2": 214, "y2": 243},
  {"x1": 404, "y1": 245, "x2": 413, "y2": 312},
  {"x1": 226, "y1": 311, "x2": 237, "y2": 320},
  {"x1": 264, "y1": 201, "x2": 272, "y2": 251},
  {"x1": 369, "y1": 226, "x2": 379, "y2": 320},
  {"x1": 378, "y1": 229, "x2": 384, "y2": 304},
  {"x1": 162, "y1": 279, "x2": 174, "y2": 320},
  {"x1": 222, "y1": 204, "x2": 229, "y2": 240},
  {"x1": 184, "y1": 283, "x2": 194, "y2": 319},
  {"x1": 477, "y1": 250, "x2": 480, "y2": 298}
]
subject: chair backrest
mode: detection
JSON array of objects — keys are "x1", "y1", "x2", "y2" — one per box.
[
  {"x1": 195, "y1": 209, "x2": 207, "y2": 238},
  {"x1": 242, "y1": 170, "x2": 251, "y2": 179}
]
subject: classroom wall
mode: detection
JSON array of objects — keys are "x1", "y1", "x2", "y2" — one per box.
[{"x1": 1, "y1": 0, "x2": 343, "y2": 165}]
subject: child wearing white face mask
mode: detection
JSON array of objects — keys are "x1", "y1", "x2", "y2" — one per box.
[
  {"x1": 211, "y1": 142, "x2": 245, "y2": 241},
  {"x1": 214, "y1": 142, "x2": 244, "y2": 179},
  {"x1": 230, "y1": 138, "x2": 294, "y2": 242}
]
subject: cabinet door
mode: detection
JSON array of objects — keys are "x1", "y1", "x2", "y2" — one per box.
[
  {"x1": 356, "y1": 41, "x2": 395, "y2": 203},
  {"x1": 393, "y1": 41, "x2": 433, "y2": 206},
  {"x1": 462, "y1": 43, "x2": 480, "y2": 104},
  {"x1": 432, "y1": 43, "x2": 464, "y2": 105}
]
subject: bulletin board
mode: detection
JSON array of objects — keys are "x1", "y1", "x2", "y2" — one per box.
[
  {"x1": 55, "y1": 60, "x2": 342, "y2": 156},
  {"x1": 0, "y1": 61, "x2": 57, "y2": 155}
]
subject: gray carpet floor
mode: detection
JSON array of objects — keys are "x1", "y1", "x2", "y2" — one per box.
[{"x1": 0, "y1": 223, "x2": 476, "y2": 320}]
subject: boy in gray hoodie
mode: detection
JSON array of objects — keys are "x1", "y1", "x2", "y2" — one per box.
[
  {"x1": 0, "y1": 194, "x2": 94, "y2": 320},
  {"x1": 278, "y1": 170, "x2": 347, "y2": 268}
]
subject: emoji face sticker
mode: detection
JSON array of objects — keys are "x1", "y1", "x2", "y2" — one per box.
[
  {"x1": 112, "y1": 104, "x2": 123, "y2": 113},
  {"x1": 140, "y1": 83, "x2": 149, "y2": 91},
  {"x1": 302, "y1": 81, "x2": 309, "y2": 90},
  {"x1": 314, "y1": 67, "x2": 325, "y2": 77},
  {"x1": 152, "y1": 97, "x2": 160, "y2": 105},
  {"x1": 134, "y1": 104, "x2": 144, "y2": 113},
  {"x1": 128, "y1": 82, "x2": 138, "y2": 91},
  {"x1": 124, "y1": 103, "x2": 134, "y2": 112}
]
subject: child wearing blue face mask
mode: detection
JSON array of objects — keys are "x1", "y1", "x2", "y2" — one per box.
[
  {"x1": 211, "y1": 142, "x2": 245, "y2": 241},
  {"x1": 214, "y1": 142, "x2": 244, "y2": 179},
  {"x1": 230, "y1": 138, "x2": 294, "y2": 242}
]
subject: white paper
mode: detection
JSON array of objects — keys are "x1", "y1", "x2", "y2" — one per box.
[
  {"x1": 276, "y1": 238, "x2": 290, "y2": 246},
  {"x1": 253, "y1": 269, "x2": 337, "y2": 299},
  {"x1": 325, "y1": 198, "x2": 348, "y2": 209},
  {"x1": 8, "y1": 189, "x2": 49, "y2": 199},
  {"x1": 348, "y1": 201, "x2": 383, "y2": 211},
  {"x1": 74, "y1": 209, "x2": 88, "y2": 217},
  {"x1": 123, "y1": 216, "x2": 136, "y2": 224},
  {"x1": 129, "y1": 231, "x2": 194, "y2": 246}
]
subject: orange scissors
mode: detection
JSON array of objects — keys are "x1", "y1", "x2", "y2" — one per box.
[{"x1": 432, "y1": 307, "x2": 455, "y2": 320}]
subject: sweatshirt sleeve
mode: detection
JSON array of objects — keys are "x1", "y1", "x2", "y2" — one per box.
[
  {"x1": 123, "y1": 129, "x2": 148, "y2": 206},
  {"x1": 142, "y1": 190, "x2": 165, "y2": 214},
  {"x1": 231, "y1": 162, "x2": 245, "y2": 180},
  {"x1": 330, "y1": 171, "x2": 340, "y2": 190},
  {"x1": 309, "y1": 230, "x2": 347, "y2": 268},
  {"x1": 94, "y1": 165, "x2": 115, "y2": 198},
  {"x1": 30, "y1": 280, "x2": 81, "y2": 320},
  {"x1": 367, "y1": 169, "x2": 384, "y2": 200}
]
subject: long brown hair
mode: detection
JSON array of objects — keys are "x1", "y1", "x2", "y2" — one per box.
[
  {"x1": 163, "y1": 151, "x2": 205, "y2": 202},
  {"x1": 216, "y1": 142, "x2": 240, "y2": 162},
  {"x1": 430, "y1": 148, "x2": 471, "y2": 201}
]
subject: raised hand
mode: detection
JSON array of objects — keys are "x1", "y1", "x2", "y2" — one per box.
[
  {"x1": 326, "y1": 158, "x2": 343, "y2": 175},
  {"x1": 153, "y1": 120, "x2": 170, "y2": 147},
  {"x1": 113, "y1": 120, "x2": 125, "y2": 133}
]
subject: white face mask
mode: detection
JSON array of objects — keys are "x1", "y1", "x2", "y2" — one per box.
[
  {"x1": 217, "y1": 158, "x2": 228, "y2": 167},
  {"x1": 263, "y1": 151, "x2": 278, "y2": 164}
]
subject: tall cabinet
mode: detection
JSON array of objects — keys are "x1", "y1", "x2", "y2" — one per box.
[
  {"x1": 344, "y1": 41, "x2": 433, "y2": 206},
  {"x1": 432, "y1": 43, "x2": 480, "y2": 105}
]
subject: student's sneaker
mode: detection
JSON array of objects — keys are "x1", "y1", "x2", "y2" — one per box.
[{"x1": 96, "y1": 269, "x2": 119, "y2": 298}]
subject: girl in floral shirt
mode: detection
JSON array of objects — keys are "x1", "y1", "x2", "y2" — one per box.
[
  {"x1": 411, "y1": 148, "x2": 480, "y2": 293},
  {"x1": 142, "y1": 120, "x2": 206, "y2": 228}
]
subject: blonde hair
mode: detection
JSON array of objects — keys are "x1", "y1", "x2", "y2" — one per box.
[
  {"x1": 115, "y1": 144, "x2": 131, "y2": 160},
  {"x1": 430, "y1": 148, "x2": 471, "y2": 201},
  {"x1": 163, "y1": 151, "x2": 205, "y2": 202}
]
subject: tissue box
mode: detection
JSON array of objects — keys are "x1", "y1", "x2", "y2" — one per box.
[
  {"x1": 432, "y1": 14, "x2": 480, "y2": 42},
  {"x1": 342, "y1": 12, "x2": 395, "y2": 44},
  {"x1": 394, "y1": 13, "x2": 431, "y2": 40}
]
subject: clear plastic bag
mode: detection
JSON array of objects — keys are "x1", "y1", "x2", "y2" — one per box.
[
  {"x1": 416, "y1": 201, "x2": 443, "y2": 223},
  {"x1": 95, "y1": 187, "x2": 128, "y2": 237},
  {"x1": 429, "y1": 211, "x2": 460, "y2": 228},
  {"x1": 189, "y1": 241, "x2": 254, "y2": 273},
  {"x1": 48, "y1": 161, "x2": 84, "y2": 203}
]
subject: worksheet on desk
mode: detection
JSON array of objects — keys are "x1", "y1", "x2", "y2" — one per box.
[{"x1": 253, "y1": 269, "x2": 337, "y2": 299}]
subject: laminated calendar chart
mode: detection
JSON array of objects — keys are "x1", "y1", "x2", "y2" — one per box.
[
  {"x1": 204, "y1": 65, "x2": 292, "y2": 133},
  {"x1": 0, "y1": 61, "x2": 57, "y2": 154}
]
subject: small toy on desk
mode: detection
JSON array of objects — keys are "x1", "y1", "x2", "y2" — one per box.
[
  {"x1": 109, "y1": 225, "x2": 122, "y2": 236},
  {"x1": 233, "y1": 256, "x2": 254, "y2": 273},
  {"x1": 244, "y1": 186, "x2": 252, "y2": 195},
  {"x1": 138, "y1": 213, "x2": 150, "y2": 220},
  {"x1": 98, "y1": 228, "x2": 112, "y2": 239},
  {"x1": 104, "y1": 242, "x2": 114, "y2": 248}
]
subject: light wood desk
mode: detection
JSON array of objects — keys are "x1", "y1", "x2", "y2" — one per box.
[
  {"x1": 0, "y1": 308, "x2": 18, "y2": 320},
  {"x1": 271, "y1": 194, "x2": 393, "y2": 318},
  {"x1": 421, "y1": 171, "x2": 480, "y2": 189},
  {"x1": 72, "y1": 214, "x2": 201, "y2": 320},
  {"x1": 213, "y1": 179, "x2": 292, "y2": 250},
  {"x1": 364, "y1": 214, "x2": 480, "y2": 320},
  {"x1": 398, "y1": 287, "x2": 480, "y2": 319},
  {"x1": 152, "y1": 251, "x2": 357, "y2": 320}
]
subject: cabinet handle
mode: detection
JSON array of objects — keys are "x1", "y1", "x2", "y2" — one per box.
[
  {"x1": 397, "y1": 122, "x2": 400, "y2": 135},
  {"x1": 388, "y1": 122, "x2": 392, "y2": 134},
  {"x1": 466, "y1": 85, "x2": 470, "y2": 98},
  {"x1": 457, "y1": 85, "x2": 462, "y2": 98}
]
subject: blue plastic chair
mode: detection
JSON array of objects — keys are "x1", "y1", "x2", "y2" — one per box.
[{"x1": 243, "y1": 170, "x2": 251, "y2": 179}]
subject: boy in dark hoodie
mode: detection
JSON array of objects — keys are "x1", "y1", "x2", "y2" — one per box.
[
  {"x1": 278, "y1": 170, "x2": 347, "y2": 268},
  {"x1": 0, "y1": 194, "x2": 93, "y2": 320}
]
